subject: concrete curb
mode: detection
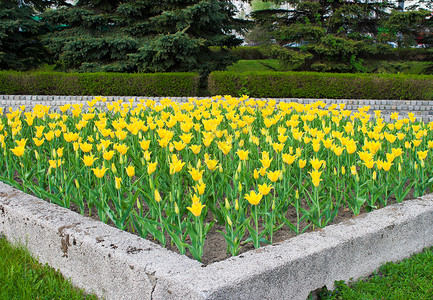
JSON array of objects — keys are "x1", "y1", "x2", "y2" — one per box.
[{"x1": 1, "y1": 181, "x2": 433, "y2": 299}]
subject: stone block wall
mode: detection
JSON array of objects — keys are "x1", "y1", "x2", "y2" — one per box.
[{"x1": 1, "y1": 95, "x2": 433, "y2": 122}]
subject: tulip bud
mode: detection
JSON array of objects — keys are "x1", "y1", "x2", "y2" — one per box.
[
  {"x1": 74, "y1": 179, "x2": 80, "y2": 189},
  {"x1": 34, "y1": 150, "x2": 39, "y2": 160},
  {"x1": 398, "y1": 163, "x2": 401, "y2": 172},
  {"x1": 175, "y1": 202, "x2": 179, "y2": 214},
  {"x1": 149, "y1": 178, "x2": 154, "y2": 191},
  {"x1": 355, "y1": 174, "x2": 359, "y2": 182},
  {"x1": 237, "y1": 162, "x2": 242, "y2": 173},
  {"x1": 341, "y1": 166, "x2": 346, "y2": 175},
  {"x1": 421, "y1": 159, "x2": 425, "y2": 168},
  {"x1": 225, "y1": 198, "x2": 230, "y2": 210},
  {"x1": 111, "y1": 163, "x2": 117, "y2": 174},
  {"x1": 333, "y1": 167, "x2": 337, "y2": 175},
  {"x1": 227, "y1": 215, "x2": 233, "y2": 227},
  {"x1": 272, "y1": 199, "x2": 275, "y2": 210},
  {"x1": 197, "y1": 159, "x2": 201, "y2": 169},
  {"x1": 154, "y1": 190, "x2": 162, "y2": 203},
  {"x1": 295, "y1": 190, "x2": 299, "y2": 200},
  {"x1": 372, "y1": 171, "x2": 377, "y2": 180},
  {"x1": 414, "y1": 162, "x2": 418, "y2": 171},
  {"x1": 235, "y1": 199, "x2": 239, "y2": 211},
  {"x1": 219, "y1": 165, "x2": 223, "y2": 173},
  {"x1": 52, "y1": 149, "x2": 56, "y2": 159},
  {"x1": 137, "y1": 198, "x2": 142, "y2": 210},
  {"x1": 238, "y1": 182, "x2": 242, "y2": 193},
  {"x1": 119, "y1": 155, "x2": 124, "y2": 164},
  {"x1": 234, "y1": 172, "x2": 238, "y2": 181}
]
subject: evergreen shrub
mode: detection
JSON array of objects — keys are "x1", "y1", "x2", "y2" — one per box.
[{"x1": 0, "y1": 72, "x2": 199, "y2": 96}]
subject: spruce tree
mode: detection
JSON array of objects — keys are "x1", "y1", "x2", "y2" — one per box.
[
  {"x1": 0, "y1": 0, "x2": 66, "y2": 70},
  {"x1": 42, "y1": 0, "x2": 247, "y2": 76},
  {"x1": 251, "y1": 0, "x2": 395, "y2": 72}
]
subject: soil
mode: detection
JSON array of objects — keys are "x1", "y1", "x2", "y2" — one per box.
[
  {"x1": 11, "y1": 171, "x2": 414, "y2": 265},
  {"x1": 67, "y1": 194, "x2": 405, "y2": 266}
]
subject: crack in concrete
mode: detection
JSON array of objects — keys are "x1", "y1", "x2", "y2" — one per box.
[{"x1": 146, "y1": 271, "x2": 157, "y2": 300}]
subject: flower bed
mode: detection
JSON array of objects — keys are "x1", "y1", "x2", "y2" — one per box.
[{"x1": 1, "y1": 95, "x2": 432, "y2": 262}]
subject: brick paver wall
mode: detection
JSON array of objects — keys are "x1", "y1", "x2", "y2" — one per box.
[{"x1": 1, "y1": 95, "x2": 433, "y2": 122}]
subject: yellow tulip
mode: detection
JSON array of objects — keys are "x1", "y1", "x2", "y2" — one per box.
[
  {"x1": 139, "y1": 139, "x2": 151, "y2": 151},
  {"x1": 187, "y1": 201, "x2": 206, "y2": 217},
  {"x1": 48, "y1": 159, "x2": 58, "y2": 169},
  {"x1": 310, "y1": 158, "x2": 324, "y2": 170},
  {"x1": 258, "y1": 183, "x2": 273, "y2": 196},
  {"x1": 217, "y1": 141, "x2": 232, "y2": 155},
  {"x1": 382, "y1": 160, "x2": 393, "y2": 171},
  {"x1": 80, "y1": 142, "x2": 93, "y2": 153},
  {"x1": 92, "y1": 167, "x2": 108, "y2": 178},
  {"x1": 308, "y1": 170, "x2": 322, "y2": 187},
  {"x1": 147, "y1": 161, "x2": 157, "y2": 175},
  {"x1": 267, "y1": 170, "x2": 281, "y2": 182},
  {"x1": 173, "y1": 140, "x2": 186, "y2": 151},
  {"x1": 418, "y1": 150, "x2": 428, "y2": 160},
  {"x1": 103, "y1": 150, "x2": 115, "y2": 161},
  {"x1": 236, "y1": 149, "x2": 249, "y2": 161},
  {"x1": 282, "y1": 153, "x2": 297, "y2": 165},
  {"x1": 114, "y1": 143, "x2": 129, "y2": 155},
  {"x1": 299, "y1": 159, "x2": 307, "y2": 169},
  {"x1": 170, "y1": 155, "x2": 185, "y2": 174},
  {"x1": 189, "y1": 167, "x2": 204, "y2": 181},
  {"x1": 114, "y1": 177, "x2": 122, "y2": 189},
  {"x1": 189, "y1": 144, "x2": 201, "y2": 154},
  {"x1": 364, "y1": 160, "x2": 375, "y2": 169},
  {"x1": 154, "y1": 189, "x2": 162, "y2": 203},
  {"x1": 205, "y1": 158, "x2": 218, "y2": 171},
  {"x1": 33, "y1": 137, "x2": 44, "y2": 146},
  {"x1": 244, "y1": 191, "x2": 263, "y2": 206},
  {"x1": 82, "y1": 154, "x2": 97, "y2": 167},
  {"x1": 126, "y1": 165, "x2": 135, "y2": 177},
  {"x1": 195, "y1": 182, "x2": 206, "y2": 195}
]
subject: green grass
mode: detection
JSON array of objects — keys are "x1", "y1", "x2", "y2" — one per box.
[
  {"x1": 226, "y1": 59, "x2": 289, "y2": 72},
  {"x1": 318, "y1": 246, "x2": 433, "y2": 299},
  {"x1": 0, "y1": 236, "x2": 98, "y2": 300},
  {"x1": 227, "y1": 59, "x2": 432, "y2": 75}
]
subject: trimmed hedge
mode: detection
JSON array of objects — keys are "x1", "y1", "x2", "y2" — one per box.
[
  {"x1": 208, "y1": 71, "x2": 433, "y2": 100},
  {"x1": 0, "y1": 71, "x2": 199, "y2": 96}
]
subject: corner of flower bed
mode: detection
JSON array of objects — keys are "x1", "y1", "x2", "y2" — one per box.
[{"x1": 2, "y1": 180, "x2": 433, "y2": 299}]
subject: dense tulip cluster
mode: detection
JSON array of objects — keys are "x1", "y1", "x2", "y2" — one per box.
[{"x1": 1, "y1": 95, "x2": 432, "y2": 261}]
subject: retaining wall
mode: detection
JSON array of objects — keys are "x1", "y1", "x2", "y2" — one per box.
[{"x1": 1, "y1": 95, "x2": 433, "y2": 122}]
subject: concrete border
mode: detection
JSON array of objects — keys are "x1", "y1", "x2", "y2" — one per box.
[{"x1": 1, "y1": 181, "x2": 433, "y2": 299}]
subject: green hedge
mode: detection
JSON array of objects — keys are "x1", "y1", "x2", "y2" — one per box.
[
  {"x1": 0, "y1": 71, "x2": 199, "y2": 96},
  {"x1": 208, "y1": 71, "x2": 433, "y2": 100}
]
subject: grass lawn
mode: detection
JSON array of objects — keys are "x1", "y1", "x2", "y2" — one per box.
[
  {"x1": 318, "y1": 246, "x2": 433, "y2": 299},
  {"x1": 227, "y1": 59, "x2": 431, "y2": 75},
  {"x1": 0, "y1": 236, "x2": 98, "y2": 300},
  {"x1": 2, "y1": 233, "x2": 433, "y2": 299},
  {"x1": 226, "y1": 59, "x2": 290, "y2": 72}
]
